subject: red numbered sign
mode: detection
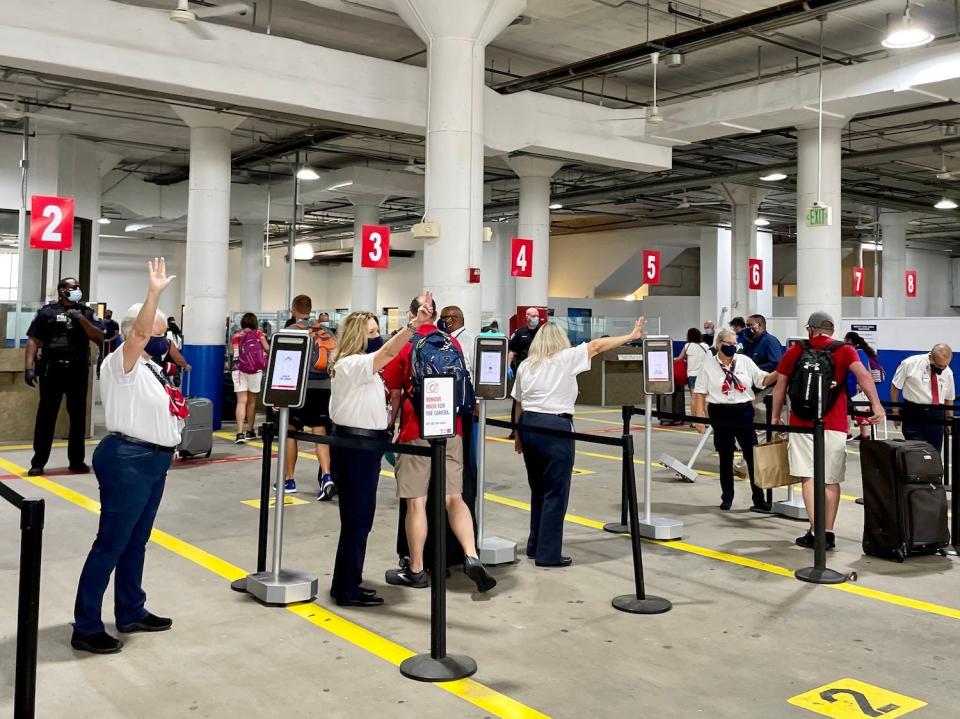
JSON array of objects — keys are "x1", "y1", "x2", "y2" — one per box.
[
  {"x1": 511, "y1": 238, "x2": 533, "y2": 278},
  {"x1": 905, "y1": 270, "x2": 917, "y2": 298},
  {"x1": 852, "y1": 267, "x2": 865, "y2": 297},
  {"x1": 360, "y1": 224, "x2": 390, "y2": 269},
  {"x1": 642, "y1": 249, "x2": 661, "y2": 285},
  {"x1": 748, "y1": 258, "x2": 763, "y2": 290},
  {"x1": 30, "y1": 195, "x2": 74, "y2": 251}
]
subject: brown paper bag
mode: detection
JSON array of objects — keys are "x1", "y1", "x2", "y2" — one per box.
[{"x1": 752, "y1": 439, "x2": 797, "y2": 489}]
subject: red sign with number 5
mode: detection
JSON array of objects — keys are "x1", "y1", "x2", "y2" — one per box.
[
  {"x1": 642, "y1": 249, "x2": 661, "y2": 285},
  {"x1": 905, "y1": 270, "x2": 917, "y2": 298},
  {"x1": 511, "y1": 238, "x2": 533, "y2": 278},
  {"x1": 748, "y1": 258, "x2": 763, "y2": 290},
  {"x1": 852, "y1": 267, "x2": 865, "y2": 297},
  {"x1": 30, "y1": 195, "x2": 74, "y2": 251},
  {"x1": 360, "y1": 224, "x2": 390, "y2": 269}
]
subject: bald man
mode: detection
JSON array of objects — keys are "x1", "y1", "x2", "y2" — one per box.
[
  {"x1": 439, "y1": 305, "x2": 474, "y2": 378},
  {"x1": 891, "y1": 344, "x2": 955, "y2": 451}
]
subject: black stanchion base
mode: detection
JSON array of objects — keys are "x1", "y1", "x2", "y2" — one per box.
[
  {"x1": 230, "y1": 577, "x2": 248, "y2": 593},
  {"x1": 612, "y1": 594, "x2": 672, "y2": 614},
  {"x1": 603, "y1": 522, "x2": 630, "y2": 534},
  {"x1": 855, "y1": 497, "x2": 865, "y2": 506},
  {"x1": 399, "y1": 654, "x2": 477, "y2": 682},
  {"x1": 795, "y1": 566, "x2": 847, "y2": 585}
]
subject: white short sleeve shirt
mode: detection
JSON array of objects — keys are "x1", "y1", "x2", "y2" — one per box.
[
  {"x1": 330, "y1": 353, "x2": 390, "y2": 430},
  {"x1": 101, "y1": 349, "x2": 183, "y2": 447},
  {"x1": 892, "y1": 354, "x2": 956, "y2": 404},
  {"x1": 511, "y1": 343, "x2": 591, "y2": 415},
  {"x1": 684, "y1": 342, "x2": 710, "y2": 376},
  {"x1": 693, "y1": 354, "x2": 767, "y2": 405}
]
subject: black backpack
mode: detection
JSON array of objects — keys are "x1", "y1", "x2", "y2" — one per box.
[
  {"x1": 787, "y1": 340, "x2": 845, "y2": 420},
  {"x1": 408, "y1": 331, "x2": 476, "y2": 417}
]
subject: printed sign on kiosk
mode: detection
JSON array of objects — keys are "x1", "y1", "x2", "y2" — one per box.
[
  {"x1": 419, "y1": 375, "x2": 456, "y2": 440},
  {"x1": 642, "y1": 336, "x2": 674, "y2": 395},
  {"x1": 262, "y1": 330, "x2": 311, "y2": 409}
]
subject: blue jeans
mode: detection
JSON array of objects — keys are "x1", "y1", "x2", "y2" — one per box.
[
  {"x1": 519, "y1": 412, "x2": 575, "y2": 563},
  {"x1": 73, "y1": 435, "x2": 172, "y2": 634}
]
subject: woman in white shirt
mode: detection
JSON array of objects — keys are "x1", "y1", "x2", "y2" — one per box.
[
  {"x1": 692, "y1": 330, "x2": 776, "y2": 512},
  {"x1": 677, "y1": 327, "x2": 710, "y2": 391},
  {"x1": 327, "y1": 293, "x2": 434, "y2": 607},
  {"x1": 72, "y1": 258, "x2": 183, "y2": 655},
  {"x1": 512, "y1": 318, "x2": 646, "y2": 567}
]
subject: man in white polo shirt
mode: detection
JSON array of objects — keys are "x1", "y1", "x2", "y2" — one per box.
[{"x1": 891, "y1": 344, "x2": 955, "y2": 451}]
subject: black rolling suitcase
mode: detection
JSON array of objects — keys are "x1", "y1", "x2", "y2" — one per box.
[
  {"x1": 860, "y1": 439, "x2": 949, "y2": 561},
  {"x1": 656, "y1": 386, "x2": 685, "y2": 426}
]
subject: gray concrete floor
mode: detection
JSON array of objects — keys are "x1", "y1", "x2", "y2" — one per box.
[{"x1": 1, "y1": 399, "x2": 958, "y2": 718}]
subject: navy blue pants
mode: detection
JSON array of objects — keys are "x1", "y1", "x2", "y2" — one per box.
[
  {"x1": 74, "y1": 434, "x2": 172, "y2": 634},
  {"x1": 519, "y1": 412, "x2": 575, "y2": 564},
  {"x1": 707, "y1": 402, "x2": 766, "y2": 506},
  {"x1": 901, "y1": 401, "x2": 946, "y2": 452},
  {"x1": 330, "y1": 429, "x2": 384, "y2": 601}
]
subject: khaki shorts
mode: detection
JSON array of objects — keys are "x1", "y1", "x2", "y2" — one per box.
[
  {"x1": 788, "y1": 430, "x2": 847, "y2": 484},
  {"x1": 395, "y1": 436, "x2": 463, "y2": 499},
  {"x1": 232, "y1": 370, "x2": 262, "y2": 394}
]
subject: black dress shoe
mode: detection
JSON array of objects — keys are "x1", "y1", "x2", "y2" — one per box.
[
  {"x1": 71, "y1": 630, "x2": 123, "y2": 654},
  {"x1": 27, "y1": 467, "x2": 43, "y2": 477},
  {"x1": 117, "y1": 613, "x2": 172, "y2": 633},
  {"x1": 69, "y1": 463, "x2": 90, "y2": 474},
  {"x1": 336, "y1": 595, "x2": 384, "y2": 607},
  {"x1": 330, "y1": 586, "x2": 378, "y2": 599},
  {"x1": 464, "y1": 555, "x2": 497, "y2": 593},
  {"x1": 749, "y1": 502, "x2": 773, "y2": 513},
  {"x1": 535, "y1": 556, "x2": 573, "y2": 567},
  {"x1": 719, "y1": 501, "x2": 732, "y2": 511}
]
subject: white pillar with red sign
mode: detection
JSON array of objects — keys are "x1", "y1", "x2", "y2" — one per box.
[
  {"x1": 350, "y1": 196, "x2": 385, "y2": 313},
  {"x1": 721, "y1": 184, "x2": 770, "y2": 317},
  {"x1": 880, "y1": 209, "x2": 908, "y2": 317}
]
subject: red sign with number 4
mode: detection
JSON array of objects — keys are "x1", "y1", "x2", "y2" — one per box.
[
  {"x1": 642, "y1": 249, "x2": 661, "y2": 285},
  {"x1": 511, "y1": 238, "x2": 533, "y2": 278},
  {"x1": 30, "y1": 195, "x2": 74, "y2": 251},
  {"x1": 360, "y1": 224, "x2": 390, "y2": 269},
  {"x1": 905, "y1": 270, "x2": 917, "y2": 298},
  {"x1": 748, "y1": 258, "x2": 763, "y2": 290},
  {"x1": 852, "y1": 267, "x2": 865, "y2": 297}
]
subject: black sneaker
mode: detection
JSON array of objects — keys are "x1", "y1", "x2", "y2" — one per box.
[
  {"x1": 71, "y1": 630, "x2": 123, "y2": 654},
  {"x1": 117, "y1": 612, "x2": 173, "y2": 633},
  {"x1": 234, "y1": 433, "x2": 246, "y2": 445},
  {"x1": 796, "y1": 530, "x2": 836, "y2": 550},
  {"x1": 385, "y1": 566, "x2": 428, "y2": 588},
  {"x1": 245, "y1": 430, "x2": 257, "y2": 440},
  {"x1": 464, "y1": 555, "x2": 497, "y2": 593}
]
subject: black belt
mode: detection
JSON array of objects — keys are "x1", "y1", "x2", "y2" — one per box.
[
  {"x1": 110, "y1": 433, "x2": 177, "y2": 453},
  {"x1": 524, "y1": 411, "x2": 574, "y2": 420},
  {"x1": 333, "y1": 426, "x2": 390, "y2": 438}
]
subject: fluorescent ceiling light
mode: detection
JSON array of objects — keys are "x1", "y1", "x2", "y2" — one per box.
[
  {"x1": 549, "y1": 203, "x2": 563, "y2": 210},
  {"x1": 649, "y1": 135, "x2": 692, "y2": 145},
  {"x1": 716, "y1": 121, "x2": 761, "y2": 134},
  {"x1": 759, "y1": 172, "x2": 787, "y2": 182},
  {"x1": 800, "y1": 105, "x2": 846, "y2": 119},
  {"x1": 326, "y1": 180, "x2": 354, "y2": 191},
  {"x1": 859, "y1": 242, "x2": 879, "y2": 251},
  {"x1": 97, "y1": 217, "x2": 111, "y2": 225},
  {"x1": 293, "y1": 243, "x2": 315, "y2": 260},
  {"x1": 296, "y1": 167, "x2": 320, "y2": 181},
  {"x1": 125, "y1": 222, "x2": 152, "y2": 232},
  {"x1": 753, "y1": 217, "x2": 771, "y2": 227},
  {"x1": 882, "y1": 6, "x2": 934, "y2": 49},
  {"x1": 897, "y1": 87, "x2": 951, "y2": 102},
  {"x1": 934, "y1": 197, "x2": 958, "y2": 210},
  {"x1": 623, "y1": 294, "x2": 636, "y2": 302}
]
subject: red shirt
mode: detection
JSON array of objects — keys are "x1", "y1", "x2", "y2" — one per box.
[
  {"x1": 383, "y1": 324, "x2": 464, "y2": 443},
  {"x1": 777, "y1": 335, "x2": 860, "y2": 433}
]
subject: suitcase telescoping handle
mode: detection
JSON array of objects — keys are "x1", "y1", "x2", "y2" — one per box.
[{"x1": 183, "y1": 367, "x2": 190, "y2": 396}]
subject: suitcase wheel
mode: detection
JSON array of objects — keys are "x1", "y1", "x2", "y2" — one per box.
[
  {"x1": 179, "y1": 450, "x2": 191, "y2": 460},
  {"x1": 895, "y1": 548, "x2": 906, "y2": 563},
  {"x1": 204, "y1": 450, "x2": 212, "y2": 459}
]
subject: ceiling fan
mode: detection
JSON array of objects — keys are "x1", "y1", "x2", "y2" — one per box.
[
  {"x1": 673, "y1": 191, "x2": 724, "y2": 210},
  {"x1": 403, "y1": 158, "x2": 425, "y2": 175},
  {"x1": 169, "y1": 1, "x2": 252, "y2": 37},
  {"x1": 0, "y1": 99, "x2": 78, "y2": 125}
]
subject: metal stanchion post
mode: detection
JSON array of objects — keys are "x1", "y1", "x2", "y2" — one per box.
[
  {"x1": 947, "y1": 416, "x2": 960, "y2": 557},
  {"x1": 401, "y1": 438, "x2": 477, "y2": 682},
  {"x1": 796, "y1": 420, "x2": 846, "y2": 584},
  {"x1": 764, "y1": 394, "x2": 774, "y2": 506},
  {"x1": 942, "y1": 416, "x2": 950, "y2": 493},
  {"x1": 232, "y1": 422, "x2": 275, "y2": 593},
  {"x1": 604, "y1": 406, "x2": 632, "y2": 534},
  {"x1": 612, "y1": 433, "x2": 671, "y2": 615},
  {"x1": 637, "y1": 394, "x2": 682, "y2": 539},
  {"x1": 476, "y1": 401, "x2": 516, "y2": 564},
  {"x1": 15, "y1": 498, "x2": 43, "y2": 719}
]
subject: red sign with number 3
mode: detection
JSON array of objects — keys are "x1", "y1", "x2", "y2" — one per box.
[
  {"x1": 642, "y1": 249, "x2": 661, "y2": 285},
  {"x1": 748, "y1": 258, "x2": 763, "y2": 290},
  {"x1": 30, "y1": 195, "x2": 74, "y2": 251},
  {"x1": 852, "y1": 267, "x2": 865, "y2": 297},
  {"x1": 511, "y1": 238, "x2": 533, "y2": 278},
  {"x1": 905, "y1": 270, "x2": 917, "y2": 298},
  {"x1": 360, "y1": 224, "x2": 390, "y2": 269}
]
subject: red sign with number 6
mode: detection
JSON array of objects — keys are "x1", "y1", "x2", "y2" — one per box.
[
  {"x1": 511, "y1": 238, "x2": 533, "y2": 278},
  {"x1": 642, "y1": 249, "x2": 661, "y2": 285},
  {"x1": 748, "y1": 258, "x2": 763, "y2": 290},
  {"x1": 852, "y1": 267, "x2": 865, "y2": 297},
  {"x1": 30, "y1": 195, "x2": 74, "y2": 251},
  {"x1": 360, "y1": 224, "x2": 390, "y2": 269},
  {"x1": 905, "y1": 270, "x2": 917, "y2": 298}
]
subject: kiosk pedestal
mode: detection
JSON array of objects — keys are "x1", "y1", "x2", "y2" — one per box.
[{"x1": 773, "y1": 484, "x2": 808, "y2": 521}]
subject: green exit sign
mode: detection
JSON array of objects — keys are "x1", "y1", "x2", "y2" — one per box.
[{"x1": 806, "y1": 204, "x2": 832, "y2": 227}]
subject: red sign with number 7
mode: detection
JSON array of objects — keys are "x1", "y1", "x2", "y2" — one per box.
[
  {"x1": 29, "y1": 195, "x2": 74, "y2": 251},
  {"x1": 852, "y1": 267, "x2": 865, "y2": 297},
  {"x1": 905, "y1": 270, "x2": 917, "y2": 298},
  {"x1": 748, "y1": 258, "x2": 763, "y2": 290},
  {"x1": 642, "y1": 249, "x2": 661, "y2": 285},
  {"x1": 360, "y1": 224, "x2": 390, "y2": 269}
]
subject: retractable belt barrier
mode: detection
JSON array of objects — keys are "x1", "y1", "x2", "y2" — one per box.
[{"x1": 0, "y1": 479, "x2": 44, "y2": 719}]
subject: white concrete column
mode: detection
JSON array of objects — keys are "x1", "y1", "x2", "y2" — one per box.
[
  {"x1": 392, "y1": 0, "x2": 524, "y2": 336},
  {"x1": 796, "y1": 123, "x2": 843, "y2": 331},
  {"x1": 721, "y1": 184, "x2": 768, "y2": 318},
  {"x1": 700, "y1": 226, "x2": 732, "y2": 327},
  {"x1": 754, "y1": 229, "x2": 773, "y2": 318},
  {"x1": 349, "y1": 195, "x2": 385, "y2": 313},
  {"x1": 240, "y1": 221, "x2": 264, "y2": 313},
  {"x1": 880, "y1": 209, "x2": 907, "y2": 318},
  {"x1": 482, "y1": 219, "x2": 517, "y2": 325},
  {"x1": 506, "y1": 156, "x2": 563, "y2": 309}
]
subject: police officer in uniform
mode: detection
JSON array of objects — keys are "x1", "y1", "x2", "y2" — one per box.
[
  {"x1": 507, "y1": 307, "x2": 542, "y2": 439},
  {"x1": 25, "y1": 277, "x2": 104, "y2": 476}
]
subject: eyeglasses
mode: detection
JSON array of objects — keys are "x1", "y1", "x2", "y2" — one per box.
[{"x1": 440, "y1": 314, "x2": 461, "y2": 321}]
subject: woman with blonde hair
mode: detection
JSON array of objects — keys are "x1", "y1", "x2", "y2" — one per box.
[
  {"x1": 512, "y1": 318, "x2": 646, "y2": 567},
  {"x1": 326, "y1": 294, "x2": 434, "y2": 607}
]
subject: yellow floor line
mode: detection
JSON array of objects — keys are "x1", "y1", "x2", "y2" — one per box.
[
  {"x1": 482, "y1": 492, "x2": 960, "y2": 622},
  {"x1": 214, "y1": 431, "x2": 319, "y2": 462},
  {"x1": 0, "y1": 439, "x2": 99, "y2": 452},
  {"x1": 0, "y1": 456, "x2": 548, "y2": 719}
]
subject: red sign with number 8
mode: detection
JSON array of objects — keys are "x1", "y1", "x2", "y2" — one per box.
[
  {"x1": 642, "y1": 249, "x2": 661, "y2": 285},
  {"x1": 852, "y1": 267, "x2": 865, "y2": 297},
  {"x1": 511, "y1": 238, "x2": 533, "y2": 278},
  {"x1": 29, "y1": 195, "x2": 74, "y2": 251},
  {"x1": 748, "y1": 258, "x2": 763, "y2": 290},
  {"x1": 905, "y1": 270, "x2": 917, "y2": 298},
  {"x1": 360, "y1": 224, "x2": 390, "y2": 269}
]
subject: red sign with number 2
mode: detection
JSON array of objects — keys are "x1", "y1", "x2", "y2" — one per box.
[
  {"x1": 748, "y1": 258, "x2": 763, "y2": 290},
  {"x1": 852, "y1": 267, "x2": 865, "y2": 297},
  {"x1": 30, "y1": 195, "x2": 74, "y2": 251},
  {"x1": 511, "y1": 238, "x2": 533, "y2": 278},
  {"x1": 905, "y1": 270, "x2": 917, "y2": 298},
  {"x1": 642, "y1": 249, "x2": 661, "y2": 285},
  {"x1": 360, "y1": 224, "x2": 390, "y2": 269}
]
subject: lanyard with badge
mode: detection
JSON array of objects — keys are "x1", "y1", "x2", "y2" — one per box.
[
  {"x1": 143, "y1": 359, "x2": 190, "y2": 419},
  {"x1": 718, "y1": 356, "x2": 746, "y2": 395}
]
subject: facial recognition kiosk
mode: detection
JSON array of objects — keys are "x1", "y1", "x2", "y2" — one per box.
[
  {"x1": 244, "y1": 330, "x2": 319, "y2": 606},
  {"x1": 473, "y1": 336, "x2": 517, "y2": 565},
  {"x1": 639, "y1": 337, "x2": 683, "y2": 540},
  {"x1": 772, "y1": 336, "x2": 809, "y2": 521}
]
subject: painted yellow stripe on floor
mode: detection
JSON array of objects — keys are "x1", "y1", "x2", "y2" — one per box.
[
  {"x1": 481, "y1": 491, "x2": 960, "y2": 621},
  {"x1": 0, "y1": 439, "x2": 99, "y2": 452},
  {"x1": 214, "y1": 431, "x2": 317, "y2": 461},
  {"x1": 0, "y1": 455, "x2": 549, "y2": 719}
]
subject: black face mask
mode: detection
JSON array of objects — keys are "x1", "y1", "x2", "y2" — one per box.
[
  {"x1": 720, "y1": 344, "x2": 737, "y2": 358},
  {"x1": 436, "y1": 319, "x2": 448, "y2": 333},
  {"x1": 366, "y1": 336, "x2": 384, "y2": 353},
  {"x1": 931, "y1": 364, "x2": 944, "y2": 376}
]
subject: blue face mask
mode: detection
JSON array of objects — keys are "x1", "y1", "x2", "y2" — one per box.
[
  {"x1": 528, "y1": 316, "x2": 540, "y2": 329},
  {"x1": 145, "y1": 336, "x2": 169, "y2": 358},
  {"x1": 720, "y1": 344, "x2": 737, "y2": 358},
  {"x1": 366, "y1": 336, "x2": 384, "y2": 353},
  {"x1": 66, "y1": 288, "x2": 82, "y2": 303}
]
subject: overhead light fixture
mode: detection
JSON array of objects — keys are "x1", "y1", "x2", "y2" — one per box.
[
  {"x1": 623, "y1": 294, "x2": 636, "y2": 302},
  {"x1": 760, "y1": 172, "x2": 787, "y2": 182},
  {"x1": 296, "y1": 167, "x2": 320, "y2": 181},
  {"x1": 98, "y1": 217, "x2": 111, "y2": 225},
  {"x1": 549, "y1": 203, "x2": 563, "y2": 210},
  {"x1": 934, "y1": 197, "x2": 958, "y2": 209},
  {"x1": 882, "y1": 3, "x2": 934, "y2": 49},
  {"x1": 325, "y1": 180, "x2": 354, "y2": 191},
  {"x1": 125, "y1": 222, "x2": 152, "y2": 232},
  {"x1": 293, "y1": 243, "x2": 315, "y2": 260},
  {"x1": 647, "y1": 52, "x2": 665, "y2": 125},
  {"x1": 753, "y1": 217, "x2": 771, "y2": 227},
  {"x1": 717, "y1": 121, "x2": 761, "y2": 134}
]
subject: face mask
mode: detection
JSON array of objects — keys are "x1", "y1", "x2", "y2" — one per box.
[
  {"x1": 720, "y1": 344, "x2": 737, "y2": 358},
  {"x1": 66, "y1": 288, "x2": 82, "y2": 303},
  {"x1": 436, "y1": 319, "x2": 448, "y2": 333},
  {"x1": 528, "y1": 316, "x2": 540, "y2": 329},
  {"x1": 145, "y1": 336, "x2": 169, "y2": 358},
  {"x1": 745, "y1": 328, "x2": 756, "y2": 339},
  {"x1": 366, "y1": 336, "x2": 384, "y2": 353},
  {"x1": 931, "y1": 364, "x2": 944, "y2": 376}
]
